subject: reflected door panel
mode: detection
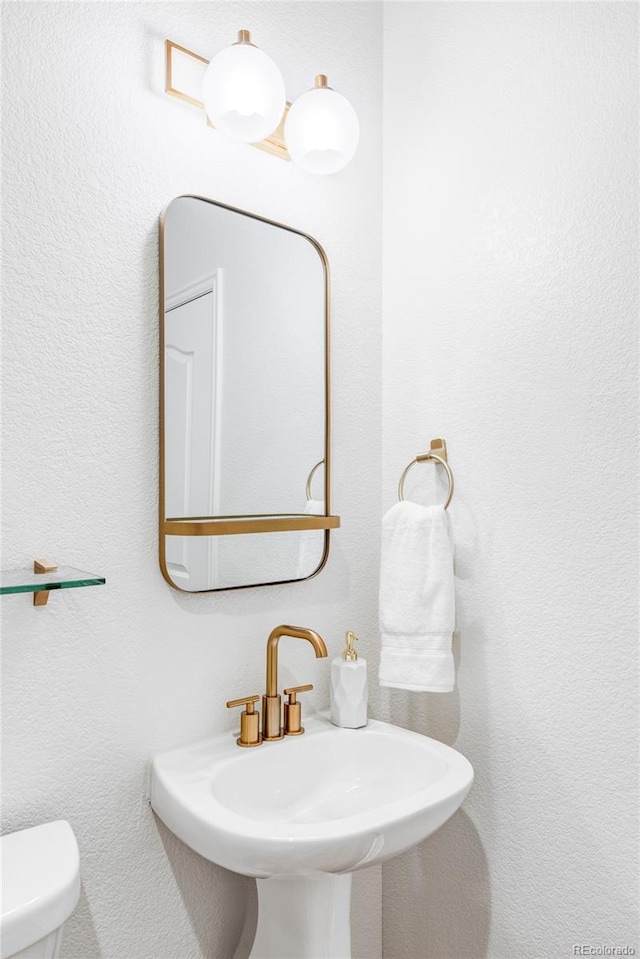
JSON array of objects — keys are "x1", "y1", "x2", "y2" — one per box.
[{"x1": 164, "y1": 277, "x2": 221, "y2": 590}]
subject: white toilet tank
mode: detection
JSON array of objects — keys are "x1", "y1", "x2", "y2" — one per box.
[{"x1": 0, "y1": 821, "x2": 81, "y2": 959}]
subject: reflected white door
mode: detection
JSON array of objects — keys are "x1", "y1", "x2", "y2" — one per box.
[{"x1": 164, "y1": 273, "x2": 222, "y2": 590}]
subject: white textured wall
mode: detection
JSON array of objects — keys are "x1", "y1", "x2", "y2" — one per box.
[
  {"x1": 4, "y1": 4, "x2": 638, "y2": 958},
  {"x1": 382, "y1": 3, "x2": 638, "y2": 958},
  {"x1": 1, "y1": 3, "x2": 382, "y2": 958}
]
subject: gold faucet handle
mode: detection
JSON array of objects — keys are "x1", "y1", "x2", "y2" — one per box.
[
  {"x1": 226, "y1": 694, "x2": 260, "y2": 709},
  {"x1": 283, "y1": 684, "x2": 313, "y2": 703},
  {"x1": 283, "y1": 684, "x2": 313, "y2": 736},
  {"x1": 226, "y1": 695, "x2": 262, "y2": 748}
]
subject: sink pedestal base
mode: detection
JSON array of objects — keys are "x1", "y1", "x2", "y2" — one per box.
[{"x1": 249, "y1": 873, "x2": 352, "y2": 959}]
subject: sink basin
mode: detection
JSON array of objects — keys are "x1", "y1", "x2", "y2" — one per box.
[
  {"x1": 151, "y1": 714, "x2": 473, "y2": 878},
  {"x1": 151, "y1": 714, "x2": 472, "y2": 958}
]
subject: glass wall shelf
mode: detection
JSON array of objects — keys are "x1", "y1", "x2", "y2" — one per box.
[{"x1": 0, "y1": 566, "x2": 106, "y2": 596}]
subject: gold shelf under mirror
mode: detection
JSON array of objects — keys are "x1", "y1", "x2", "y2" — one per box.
[{"x1": 163, "y1": 515, "x2": 341, "y2": 537}]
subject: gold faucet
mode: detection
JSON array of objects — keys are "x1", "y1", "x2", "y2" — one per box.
[{"x1": 262, "y1": 624, "x2": 328, "y2": 741}]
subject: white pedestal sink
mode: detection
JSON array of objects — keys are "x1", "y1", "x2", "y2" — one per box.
[{"x1": 151, "y1": 715, "x2": 473, "y2": 959}]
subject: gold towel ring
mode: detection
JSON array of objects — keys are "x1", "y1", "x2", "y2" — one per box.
[
  {"x1": 397, "y1": 453, "x2": 455, "y2": 509},
  {"x1": 306, "y1": 460, "x2": 325, "y2": 501}
]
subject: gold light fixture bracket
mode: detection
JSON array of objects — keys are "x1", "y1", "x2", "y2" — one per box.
[{"x1": 234, "y1": 29, "x2": 255, "y2": 47}]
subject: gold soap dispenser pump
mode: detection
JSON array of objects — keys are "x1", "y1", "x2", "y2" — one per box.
[{"x1": 330, "y1": 631, "x2": 368, "y2": 729}]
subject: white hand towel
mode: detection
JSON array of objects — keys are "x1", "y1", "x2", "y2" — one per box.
[
  {"x1": 296, "y1": 499, "x2": 324, "y2": 579},
  {"x1": 379, "y1": 501, "x2": 455, "y2": 692}
]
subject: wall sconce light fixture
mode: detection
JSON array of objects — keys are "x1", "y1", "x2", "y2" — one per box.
[
  {"x1": 285, "y1": 74, "x2": 360, "y2": 176},
  {"x1": 202, "y1": 30, "x2": 286, "y2": 144},
  {"x1": 165, "y1": 32, "x2": 359, "y2": 174}
]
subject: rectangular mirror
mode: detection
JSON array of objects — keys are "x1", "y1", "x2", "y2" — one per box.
[{"x1": 159, "y1": 195, "x2": 339, "y2": 592}]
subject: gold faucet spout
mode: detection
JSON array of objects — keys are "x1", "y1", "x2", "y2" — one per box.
[
  {"x1": 262, "y1": 625, "x2": 328, "y2": 741},
  {"x1": 266, "y1": 624, "x2": 328, "y2": 697}
]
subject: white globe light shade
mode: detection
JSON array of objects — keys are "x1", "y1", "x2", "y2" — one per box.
[
  {"x1": 285, "y1": 86, "x2": 360, "y2": 175},
  {"x1": 202, "y1": 41, "x2": 286, "y2": 143}
]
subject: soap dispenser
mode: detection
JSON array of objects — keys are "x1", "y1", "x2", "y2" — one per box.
[{"x1": 330, "y1": 631, "x2": 368, "y2": 728}]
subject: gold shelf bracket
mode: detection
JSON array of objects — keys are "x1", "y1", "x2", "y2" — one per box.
[
  {"x1": 33, "y1": 558, "x2": 58, "y2": 607},
  {"x1": 164, "y1": 39, "x2": 291, "y2": 161}
]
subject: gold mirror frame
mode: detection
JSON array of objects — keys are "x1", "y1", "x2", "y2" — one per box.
[{"x1": 158, "y1": 195, "x2": 339, "y2": 592}]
